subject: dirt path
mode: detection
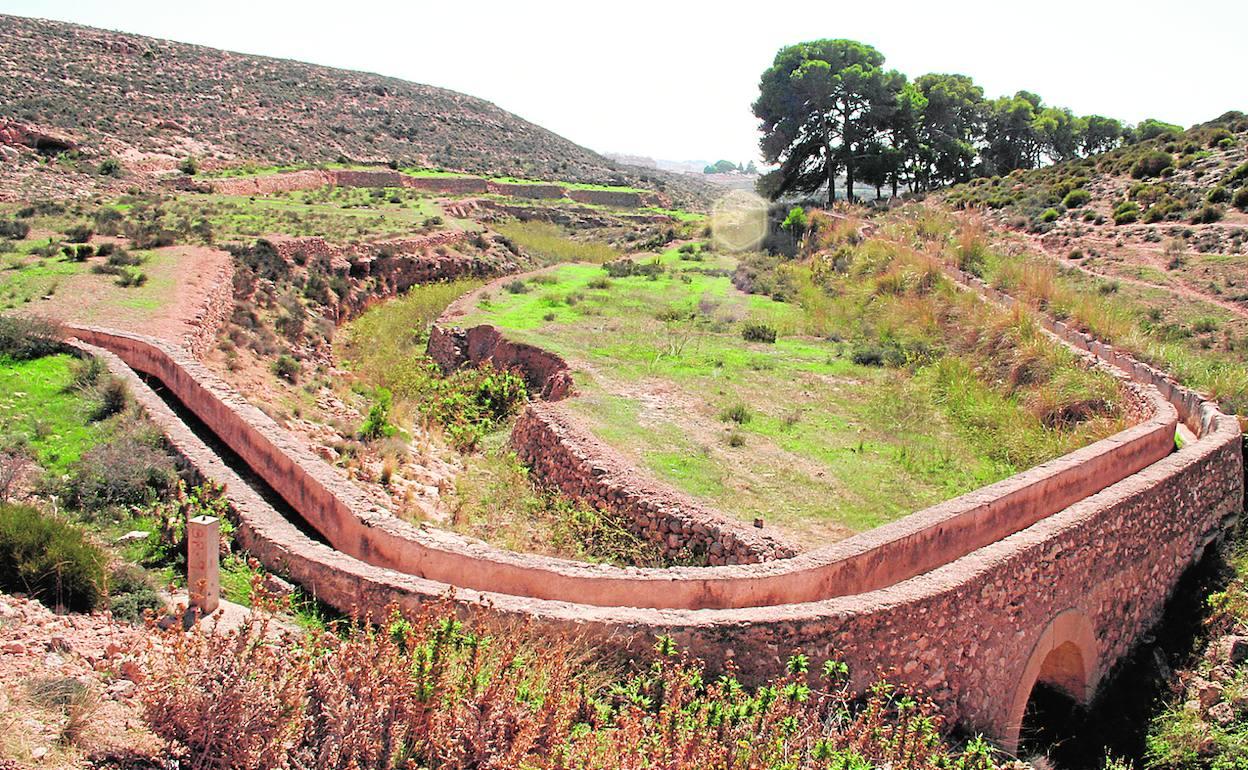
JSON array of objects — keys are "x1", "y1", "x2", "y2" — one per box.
[{"x1": 35, "y1": 244, "x2": 232, "y2": 347}]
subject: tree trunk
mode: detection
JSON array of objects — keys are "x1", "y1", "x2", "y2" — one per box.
[
  {"x1": 843, "y1": 110, "x2": 855, "y2": 204},
  {"x1": 891, "y1": 175, "x2": 899, "y2": 198}
]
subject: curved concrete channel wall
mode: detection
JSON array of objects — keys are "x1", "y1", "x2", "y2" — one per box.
[
  {"x1": 69, "y1": 321, "x2": 1176, "y2": 611},
  {"x1": 64, "y1": 261, "x2": 1245, "y2": 746}
]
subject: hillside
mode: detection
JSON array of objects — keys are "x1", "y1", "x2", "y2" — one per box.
[
  {"x1": 0, "y1": 14, "x2": 715, "y2": 206},
  {"x1": 943, "y1": 113, "x2": 1248, "y2": 327}
]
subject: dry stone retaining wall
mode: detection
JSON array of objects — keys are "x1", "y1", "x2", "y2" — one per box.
[
  {"x1": 511, "y1": 402, "x2": 797, "y2": 564},
  {"x1": 199, "y1": 168, "x2": 653, "y2": 208}
]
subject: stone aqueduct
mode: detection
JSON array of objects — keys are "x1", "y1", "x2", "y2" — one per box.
[{"x1": 65, "y1": 229, "x2": 1244, "y2": 750}]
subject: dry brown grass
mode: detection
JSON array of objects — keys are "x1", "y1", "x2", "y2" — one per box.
[{"x1": 137, "y1": 593, "x2": 1000, "y2": 770}]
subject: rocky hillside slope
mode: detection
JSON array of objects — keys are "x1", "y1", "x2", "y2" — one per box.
[{"x1": 0, "y1": 14, "x2": 715, "y2": 206}]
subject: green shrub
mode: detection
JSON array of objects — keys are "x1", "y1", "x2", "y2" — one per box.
[
  {"x1": 271, "y1": 354, "x2": 300, "y2": 382},
  {"x1": 1208, "y1": 186, "x2": 1231, "y2": 204},
  {"x1": 0, "y1": 315, "x2": 62, "y2": 360},
  {"x1": 92, "y1": 376, "x2": 129, "y2": 421},
  {"x1": 108, "y1": 564, "x2": 163, "y2": 623},
  {"x1": 503, "y1": 279, "x2": 529, "y2": 294},
  {"x1": 1234, "y1": 187, "x2": 1248, "y2": 212},
  {"x1": 1113, "y1": 201, "x2": 1141, "y2": 225},
  {"x1": 179, "y1": 156, "x2": 198, "y2": 175},
  {"x1": 63, "y1": 430, "x2": 177, "y2": 512},
  {"x1": 741, "y1": 323, "x2": 777, "y2": 343},
  {"x1": 360, "y1": 387, "x2": 398, "y2": 441},
  {"x1": 65, "y1": 224, "x2": 94, "y2": 243},
  {"x1": 98, "y1": 157, "x2": 121, "y2": 176},
  {"x1": 107, "y1": 248, "x2": 143, "y2": 267},
  {"x1": 0, "y1": 503, "x2": 106, "y2": 611},
  {"x1": 115, "y1": 269, "x2": 148, "y2": 288},
  {"x1": 852, "y1": 345, "x2": 886, "y2": 367},
  {"x1": 1062, "y1": 189, "x2": 1091, "y2": 208},
  {"x1": 719, "y1": 403, "x2": 752, "y2": 424},
  {"x1": 418, "y1": 364, "x2": 527, "y2": 450},
  {"x1": 0, "y1": 218, "x2": 30, "y2": 239},
  {"x1": 603, "y1": 259, "x2": 663, "y2": 279},
  {"x1": 1229, "y1": 162, "x2": 1248, "y2": 185},
  {"x1": 1130, "y1": 152, "x2": 1173, "y2": 179},
  {"x1": 1038, "y1": 208, "x2": 1060, "y2": 223},
  {"x1": 1191, "y1": 204, "x2": 1224, "y2": 224}
]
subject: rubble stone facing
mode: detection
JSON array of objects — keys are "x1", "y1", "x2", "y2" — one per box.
[
  {"x1": 182, "y1": 257, "x2": 234, "y2": 359},
  {"x1": 485, "y1": 181, "x2": 567, "y2": 199},
  {"x1": 511, "y1": 402, "x2": 796, "y2": 564},
  {"x1": 567, "y1": 188, "x2": 645, "y2": 208},
  {"x1": 428, "y1": 323, "x2": 574, "y2": 401},
  {"x1": 254, "y1": 231, "x2": 504, "y2": 320}
]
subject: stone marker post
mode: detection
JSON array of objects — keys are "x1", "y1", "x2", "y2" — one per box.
[{"x1": 187, "y1": 515, "x2": 220, "y2": 615}]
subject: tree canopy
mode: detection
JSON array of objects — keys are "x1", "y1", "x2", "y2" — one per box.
[{"x1": 754, "y1": 40, "x2": 1153, "y2": 202}]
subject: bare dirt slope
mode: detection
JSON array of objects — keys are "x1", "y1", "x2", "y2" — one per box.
[{"x1": 0, "y1": 14, "x2": 716, "y2": 208}]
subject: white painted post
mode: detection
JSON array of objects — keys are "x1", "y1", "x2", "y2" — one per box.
[{"x1": 187, "y1": 515, "x2": 220, "y2": 615}]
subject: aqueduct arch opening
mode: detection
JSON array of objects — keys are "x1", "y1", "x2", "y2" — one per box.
[{"x1": 1003, "y1": 609, "x2": 1100, "y2": 754}]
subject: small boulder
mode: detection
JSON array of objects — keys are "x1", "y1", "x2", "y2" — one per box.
[
  {"x1": 1209, "y1": 700, "x2": 1236, "y2": 726},
  {"x1": 1196, "y1": 679, "x2": 1224, "y2": 709}
]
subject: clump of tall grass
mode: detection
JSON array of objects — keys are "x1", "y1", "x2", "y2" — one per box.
[{"x1": 495, "y1": 220, "x2": 622, "y2": 266}]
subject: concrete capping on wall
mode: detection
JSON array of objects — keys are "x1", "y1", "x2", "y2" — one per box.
[{"x1": 71, "y1": 319, "x2": 1185, "y2": 613}]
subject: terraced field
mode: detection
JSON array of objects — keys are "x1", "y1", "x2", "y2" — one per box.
[{"x1": 457, "y1": 242, "x2": 1130, "y2": 545}]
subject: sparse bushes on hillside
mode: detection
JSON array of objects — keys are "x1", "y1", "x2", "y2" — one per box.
[
  {"x1": 1234, "y1": 187, "x2": 1248, "y2": 212},
  {"x1": 0, "y1": 502, "x2": 107, "y2": 612},
  {"x1": 1062, "y1": 188, "x2": 1091, "y2": 208},
  {"x1": 1131, "y1": 151, "x2": 1173, "y2": 179}
]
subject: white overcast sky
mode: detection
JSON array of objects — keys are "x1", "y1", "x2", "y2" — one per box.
[{"x1": 2, "y1": 1, "x2": 1245, "y2": 164}]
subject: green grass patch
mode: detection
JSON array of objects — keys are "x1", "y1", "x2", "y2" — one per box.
[{"x1": 0, "y1": 354, "x2": 110, "y2": 473}]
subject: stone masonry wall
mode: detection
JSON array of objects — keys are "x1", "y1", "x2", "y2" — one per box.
[
  {"x1": 485, "y1": 181, "x2": 567, "y2": 199},
  {"x1": 512, "y1": 401, "x2": 796, "y2": 564},
  {"x1": 182, "y1": 256, "x2": 234, "y2": 359},
  {"x1": 567, "y1": 189, "x2": 645, "y2": 208},
  {"x1": 201, "y1": 169, "x2": 654, "y2": 208}
]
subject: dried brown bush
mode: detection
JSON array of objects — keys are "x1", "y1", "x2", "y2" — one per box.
[{"x1": 139, "y1": 596, "x2": 999, "y2": 770}]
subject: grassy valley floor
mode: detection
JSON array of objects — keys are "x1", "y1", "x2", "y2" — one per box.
[{"x1": 457, "y1": 242, "x2": 1128, "y2": 547}]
